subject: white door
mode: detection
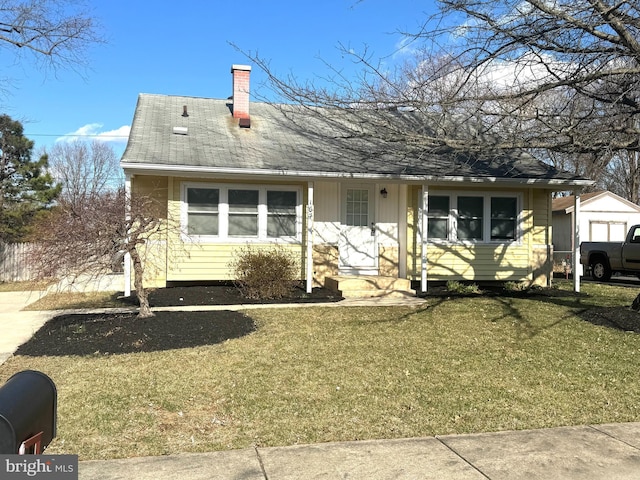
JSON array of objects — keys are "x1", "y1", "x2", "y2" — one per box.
[{"x1": 339, "y1": 186, "x2": 377, "y2": 274}]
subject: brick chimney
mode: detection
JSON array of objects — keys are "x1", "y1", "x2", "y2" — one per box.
[{"x1": 231, "y1": 64, "x2": 251, "y2": 127}]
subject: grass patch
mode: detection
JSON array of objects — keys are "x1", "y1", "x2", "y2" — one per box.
[
  {"x1": 0, "y1": 280, "x2": 53, "y2": 292},
  {"x1": 2, "y1": 281, "x2": 640, "y2": 460},
  {"x1": 23, "y1": 291, "x2": 128, "y2": 311}
]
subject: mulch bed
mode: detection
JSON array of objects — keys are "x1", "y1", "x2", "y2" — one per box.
[
  {"x1": 15, "y1": 283, "x2": 640, "y2": 357},
  {"x1": 123, "y1": 283, "x2": 343, "y2": 307},
  {"x1": 16, "y1": 310, "x2": 257, "y2": 356},
  {"x1": 17, "y1": 284, "x2": 342, "y2": 357}
]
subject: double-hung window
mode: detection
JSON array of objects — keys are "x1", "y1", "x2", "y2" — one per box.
[
  {"x1": 427, "y1": 196, "x2": 450, "y2": 240},
  {"x1": 490, "y1": 197, "x2": 517, "y2": 241},
  {"x1": 422, "y1": 191, "x2": 520, "y2": 243},
  {"x1": 187, "y1": 188, "x2": 219, "y2": 235},
  {"x1": 267, "y1": 190, "x2": 297, "y2": 237},
  {"x1": 183, "y1": 183, "x2": 301, "y2": 242},
  {"x1": 228, "y1": 189, "x2": 259, "y2": 237},
  {"x1": 457, "y1": 196, "x2": 484, "y2": 241}
]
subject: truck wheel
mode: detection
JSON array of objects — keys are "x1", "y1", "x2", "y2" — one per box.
[{"x1": 591, "y1": 260, "x2": 612, "y2": 282}]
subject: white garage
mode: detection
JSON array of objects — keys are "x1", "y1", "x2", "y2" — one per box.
[{"x1": 552, "y1": 191, "x2": 640, "y2": 276}]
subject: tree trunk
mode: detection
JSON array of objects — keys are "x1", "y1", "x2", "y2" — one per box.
[{"x1": 130, "y1": 247, "x2": 154, "y2": 318}]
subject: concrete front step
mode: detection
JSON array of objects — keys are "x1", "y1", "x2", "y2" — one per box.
[{"x1": 325, "y1": 275, "x2": 416, "y2": 299}]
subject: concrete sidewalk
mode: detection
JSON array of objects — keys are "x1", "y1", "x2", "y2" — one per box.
[
  {"x1": 0, "y1": 291, "x2": 51, "y2": 364},
  {"x1": 78, "y1": 423, "x2": 640, "y2": 480}
]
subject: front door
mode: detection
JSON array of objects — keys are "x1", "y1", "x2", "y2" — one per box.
[{"x1": 339, "y1": 186, "x2": 377, "y2": 274}]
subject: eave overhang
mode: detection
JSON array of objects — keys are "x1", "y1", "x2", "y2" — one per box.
[{"x1": 120, "y1": 161, "x2": 594, "y2": 190}]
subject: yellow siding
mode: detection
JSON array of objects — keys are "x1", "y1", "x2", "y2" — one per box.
[
  {"x1": 166, "y1": 243, "x2": 305, "y2": 281},
  {"x1": 424, "y1": 244, "x2": 530, "y2": 280},
  {"x1": 132, "y1": 176, "x2": 169, "y2": 220},
  {"x1": 531, "y1": 189, "x2": 551, "y2": 245}
]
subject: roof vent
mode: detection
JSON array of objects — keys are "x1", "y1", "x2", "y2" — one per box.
[
  {"x1": 239, "y1": 117, "x2": 251, "y2": 128},
  {"x1": 182, "y1": 105, "x2": 189, "y2": 117},
  {"x1": 172, "y1": 126, "x2": 188, "y2": 135}
]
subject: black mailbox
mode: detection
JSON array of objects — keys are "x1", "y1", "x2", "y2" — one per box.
[{"x1": 0, "y1": 370, "x2": 57, "y2": 454}]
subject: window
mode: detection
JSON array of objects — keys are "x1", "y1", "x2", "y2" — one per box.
[
  {"x1": 267, "y1": 190, "x2": 297, "y2": 237},
  {"x1": 346, "y1": 189, "x2": 369, "y2": 227},
  {"x1": 490, "y1": 197, "x2": 517, "y2": 241},
  {"x1": 421, "y1": 192, "x2": 520, "y2": 243},
  {"x1": 228, "y1": 189, "x2": 259, "y2": 237},
  {"x1": 427, "y1": 196, "x2": 449, "y2": 239},
  {"x1": 183, "y1": 184, "x2": 301, "y2": 241},
  {"x1": 457, "y1": 196, "x2": 484, "y2": 240},
  {"x1": 187, "y1": 188, "x2": 219, "y2": 235}
]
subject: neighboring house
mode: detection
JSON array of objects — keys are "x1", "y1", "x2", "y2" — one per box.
[
  {"x1": 120, "y1": 64, "x2": 592, "y2": 296},
  {"x1": 552, "y1": 190, "x2": 640, "y2": 276}
]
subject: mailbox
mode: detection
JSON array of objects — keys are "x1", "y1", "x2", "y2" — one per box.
[{"x1": 0, "y1": 370, "x2": 57, "y2": 454}]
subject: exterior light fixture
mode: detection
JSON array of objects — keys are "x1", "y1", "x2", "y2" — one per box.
[{"x1": 380, "y1": 188, "x2": 388, "y2": 198}]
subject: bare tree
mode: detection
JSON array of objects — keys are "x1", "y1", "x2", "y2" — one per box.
[
  {"x1": 246, "y1": 0, "x2": 640, "y2": 193},
  {"x1": 29, "y1": 187, "x2": 168, "y2": 318},
  {"x1": 604, "y1": 151, "x2": 640, "y2": 203},
  {"x1": 47, "y1": 140, "x2": 123, "y2": 208},
  {"x1": 0, "y1": 0, "x2": 101, "y2": 71}
]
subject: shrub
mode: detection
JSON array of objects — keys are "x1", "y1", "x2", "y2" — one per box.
[
  {"x1": 503, "y1": 280, "x2": 529, "y2": 292},
  {"x1": 230, "y1": 245, "x2": 299, "y2": 299},
  {"x1": 446, "y1": 280, "x2": 480, "y2": 294}
]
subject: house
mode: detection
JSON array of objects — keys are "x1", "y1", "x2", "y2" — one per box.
[
  {"x1": 552, "y1": 190, "x2": 640, "y2": 276},
  {"x1": 120, "y1": 64, "x2": 592, "y2": 297}
]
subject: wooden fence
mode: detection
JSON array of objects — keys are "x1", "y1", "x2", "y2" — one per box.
[{"x1": 0, "y1": 242, "x2": 35, "y2": 282}]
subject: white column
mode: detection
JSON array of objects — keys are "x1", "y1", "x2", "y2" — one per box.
[
  {"x1": 573, "y1": 191, "x2": 581, "y2": 293},
  {"x1": 123, "y1": 173, "x2": 132, "y2": 297},
  {"x1": 306, "y1": 182, "x2": 315, "y2": 294},
  {"x1": 421, "y1": 185, "x2": 429, "y2": 292},
  {"x1": 398, "y1": 184, "x2": 408, "y2": 278}
]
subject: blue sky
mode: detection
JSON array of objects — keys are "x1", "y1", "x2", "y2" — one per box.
[{"x1": 1, "y1": 0, "x2": 433, "y2": 157}]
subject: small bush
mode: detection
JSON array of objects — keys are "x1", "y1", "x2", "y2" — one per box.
[
  {"x1": 446, "y1": 280, "x2": 480, "y2": 294},
  {"x1": 230, "y1": 245, "x2": 299, "y2": 300},
  {"x1": 503, "y1": 281, "x2": 529, "y2": 292}
]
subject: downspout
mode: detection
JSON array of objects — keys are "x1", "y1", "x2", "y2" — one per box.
[
  {"x1": 124, "y1": 173, "x2": 132, "y2": 297},
  {"x1": 420, "y1": 185, "x2": 429, "y2": 292},
  {"x1": 306, "y1": 182, "x2": 314, "y2": 294},
  {"x1": 573, "y1": 191, "x2": 581, "y2": 293}
]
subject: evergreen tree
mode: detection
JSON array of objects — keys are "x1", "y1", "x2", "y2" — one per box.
[{"x1": 0, "y1": 114, "x2": 60, "y2": 241}]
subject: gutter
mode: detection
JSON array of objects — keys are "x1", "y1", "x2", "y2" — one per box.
[{"x1": 120, "y1": 161, "x2": 594, "y2": 189}]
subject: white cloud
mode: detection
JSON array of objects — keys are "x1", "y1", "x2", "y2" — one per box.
[
  {"x1": 57, "y1": 123, "x2": 130, "y2": 144},
  {"x1": 393, "y1": 36, "x2": 418, "y2": 59},
  {"x1": 475, "y1": 52, "x2": 572, "y2": 91}
]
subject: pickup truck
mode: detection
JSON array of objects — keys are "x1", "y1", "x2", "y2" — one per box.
[{"x1": 580, "y1": 225, "x2": 640, "y2": 281}]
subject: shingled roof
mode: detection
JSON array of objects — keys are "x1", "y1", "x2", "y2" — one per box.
[{"x1": 121, "y1": 92, "x2": 592, "y2": 188}]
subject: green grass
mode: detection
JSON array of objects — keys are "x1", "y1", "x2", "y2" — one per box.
[
  {"x1": 2, "y1": 281, "x2": 640, "y2": 460},
  {"x1": 23, "y1": 291, "x2": 128, "y2": 310},
  {"x1": 0, "y1": 280, "x2": 53, "y2": 292}
]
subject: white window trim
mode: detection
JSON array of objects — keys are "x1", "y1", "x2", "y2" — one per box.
[
  {"x1": 181, "y1": 182, "x2": 303, "y2": 243},
  {"x1": 422, "y1": 190, "x2": 523, "y2": 245}
]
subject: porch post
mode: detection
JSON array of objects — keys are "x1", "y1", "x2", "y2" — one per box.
[
  {"x1": 123, "y1": 173, "x2": 132, "y2": 297},
  {"x1": 306, "y1": 182, "x2": 315, "y2": 294},
  {"x1": 398, "y1": 184, "x2": 408, "y2": 278},
  {"x1": 421, "y1": 185, "x2": 429, "y2": 292},
  {"x1": 573, "y1": 190, "x2": 581, "y2": 293}
]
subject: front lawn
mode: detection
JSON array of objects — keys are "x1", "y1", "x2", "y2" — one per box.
[{"x1": 2, "y1": 281, "x2": 640, "y2": 460}]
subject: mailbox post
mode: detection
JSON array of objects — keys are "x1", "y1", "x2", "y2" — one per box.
[{"x1": 0, "y1": 370, "x2": 57, "y2": 454}]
